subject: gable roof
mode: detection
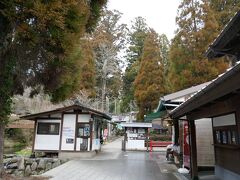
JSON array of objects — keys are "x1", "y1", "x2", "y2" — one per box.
[
  {"x1": 21, "y1": 104, "x2": 112, "y2": 120},
  {"x1": 144, "y1": 82, "x2": 210, "y2": 122},
  {"x1": 162, "y1": 82, "x2": 211, "y2": 102},
  {"x1": 170, "y1": 62, "x2": 240, "y2": 119}
]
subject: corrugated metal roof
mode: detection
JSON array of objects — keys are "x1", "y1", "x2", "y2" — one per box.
[{"x1": 162, "y1": 82, "x2": 211, "y2": 101}]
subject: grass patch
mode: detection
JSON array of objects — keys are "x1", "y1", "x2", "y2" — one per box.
[
  {"x1": 13, "y1": 142, "x2": 26, "y2": 148},
  {"x1": 15, "y1": 148, "x2": 32, "y2": 156}
]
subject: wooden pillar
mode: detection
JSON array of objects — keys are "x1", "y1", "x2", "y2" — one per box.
[
  {"x1": 90, "y1": 119, "x2": 93, "y2": 151},
  {"x1": 236, "y1": 107, "x2": 240, "y2": 145},
  {"x1": 74, "y1": 113, "x2": 78, "y2": 151},
  {"x1": 59, "y1": 113, "x2": 64, "y2": 151},
  {"x1": 146, "y1": 128, "x2": 149, "y2": 152},
  {"x1": 174, "y1": 119, "x2": 179, "y2": 145},
  {"x1": 123, "y1": 127, "x2": 127, "y2": 151},
  {"x1": 188, "y1": 119, "x2": 199, "y2": 180},
  {"x1": 32, "y1": 119, "x2": 37, "y2": 153}
]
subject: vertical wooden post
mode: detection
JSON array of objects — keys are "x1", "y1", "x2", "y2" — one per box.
[
  {"x1": 74, "y1": 113, "x2": 78, "y2": 151},
  {"x1": 211, "y1": 118, "x2": 217, "y2": 165},
  {"x1": 146, "y1": 128, "x2": 149, "y2": 152},
  {"x1": 236, "y1": 108, "x2": 240, "y2": 145},
  {"x1": 188, "y1": 119, "x2": 199, "y2": 180},
  {"x1": 174, "y1": 119, "x2": 179, "y2": 145},
  {"x1": 59, "y1": 113, "x2": 64, "y2": 151},
  {"x1": 123, "y1": 127, "x2": 127, "y2": 151},
  {"x1": 90, "y1": 118, "x2": 93, "y2": 151},
  {"x1": 32, "y1": 119, "x2": 37, "y2": 153}
]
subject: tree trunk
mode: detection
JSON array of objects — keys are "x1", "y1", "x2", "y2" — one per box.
[
  {"x1": 0, "y1": 123, "x2": 5, "y2": 177},
  {"x1": 0, "y1": 47, "x2": 14, "y2": 179},
  {"x1": 101, "y1": 77, "x2": 106, "y2": 112}
]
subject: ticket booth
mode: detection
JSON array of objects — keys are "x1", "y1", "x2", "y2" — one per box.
[
  {"x1": 121, "y1": 122, "x2": 152, "y2": 151},
  {"x1": 21, "y1": 104, "x2": 111, "y2": 159}
]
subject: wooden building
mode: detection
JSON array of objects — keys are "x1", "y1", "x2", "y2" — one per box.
[
  {"x1": 145, "y1": 83, "x2": 214, "y2": 167},
  {"x1": 170, "y1": 11, "x2": 240, "y2": 180},
  {"x1": 21, "y1": 104, "x2": 111, "y2": 159}
]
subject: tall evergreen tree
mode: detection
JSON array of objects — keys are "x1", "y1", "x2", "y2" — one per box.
[
  {"x1": 126, "y1": 17, "x2": 149, "y2": 65},
  {"x1": 167, "y1": 0, "x2": 228, "y2": 92},
  {"x1": 210, "y1": 0, "x2": 240, "y2": 29},
  {"x1": 159, "y1": 34, "x2": 170, "y2": 72},
  {"x1": 134, "y1": 30, "x2": 164, "y2": 120},
  {"x1": 159, "y1": 34, "x2": 170, "y2": 93},
  {"x1": 121, "y1": 17, "x2": 148, "y2": 113},
  {"x1": 78, "y1": 38, "x2": 96, "y2": 97},
  {"x1": 0, "y1": 0, "x2": 106, "y2": 175}
]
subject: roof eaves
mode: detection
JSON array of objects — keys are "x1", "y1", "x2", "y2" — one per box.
[
  {"x1": 170, "y1": 62, "x2": 240, "y2": 119},
  {"x1": 206, "y1": 11, "x2": 240, "y2": 59}
]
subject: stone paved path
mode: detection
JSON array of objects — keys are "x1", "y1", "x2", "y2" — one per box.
[{"x1": 42, "y1": 137, "x2": 186, "y2": 180}]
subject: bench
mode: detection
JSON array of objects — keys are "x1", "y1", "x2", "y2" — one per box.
[{"x1": 149, "y1": 141, "x2": 172, "y2": 151}]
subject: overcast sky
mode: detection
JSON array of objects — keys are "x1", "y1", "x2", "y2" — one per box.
[{"x1": 107, "y1": 0, "x2": 181, "y2": 40}]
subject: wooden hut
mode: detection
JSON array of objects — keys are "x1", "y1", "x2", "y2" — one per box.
[
  {"x1": 121, "y1": 122, "x2": 152, "y2": 151},
  {"x1": 21, "y1": 104, "x2": 111, "y2": 159}
]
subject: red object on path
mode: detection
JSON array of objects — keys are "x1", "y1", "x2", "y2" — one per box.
[{"x1": 149, "y1": 141, "x2": 172, "y2": 151}]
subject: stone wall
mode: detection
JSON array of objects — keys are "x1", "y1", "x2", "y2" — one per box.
[{"x1": 4, "y1": 154, "x2": 63, "y2": 177}]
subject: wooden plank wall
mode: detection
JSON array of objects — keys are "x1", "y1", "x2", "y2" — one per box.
[
  {"x1": 215, "y1": 146, "x2": 240, "y2": 175},
  {"x1": 195, "y1": 119, "x2": 215, "y2": 167}
]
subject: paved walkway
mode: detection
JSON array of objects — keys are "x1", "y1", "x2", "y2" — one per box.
[{"x1": 42, "y1": 137, "x2": 186, "y2": 180}]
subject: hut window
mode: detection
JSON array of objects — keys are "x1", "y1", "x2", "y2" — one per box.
[
  {"x1": 37, "y1": 123, "x2": 60, "y2": 135},
  {"x1": 77, "y1": 123, "x2": 90, "y2": 137}
]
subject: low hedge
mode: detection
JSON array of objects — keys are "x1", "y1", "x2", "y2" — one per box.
[{"x1": 149, "y1": 134, "x2": 171, "y2": 141}]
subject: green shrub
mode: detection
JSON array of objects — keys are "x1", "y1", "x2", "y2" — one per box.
[
  {"x1": 115, "y1": 129, "x2": 124, "y2": 136},
  {"x1": 13, "y1": 142, "x2": 26, "y2": 148},
  {"x1": 5, "y1": 128, "x2": 33, "y2": 146},
  {"x1": 149, "y1": 134, "x2": 171, "y2": 141},
  {"x1": 5, "y1": 128, "x2": 25, "y2": 140}
]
